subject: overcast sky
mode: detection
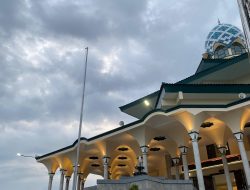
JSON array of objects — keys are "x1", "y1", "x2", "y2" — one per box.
[{"x1": 0, "y1": 0, "x2": 243, "y2": 189}]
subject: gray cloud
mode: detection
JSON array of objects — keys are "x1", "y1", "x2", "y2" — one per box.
[{"x1": 0, "y1": 0, "x2": 242, "y2": 189}]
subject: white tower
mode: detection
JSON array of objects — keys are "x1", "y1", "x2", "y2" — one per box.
[{"x1": 237, "y1": 0, "x2": 250, "y2": 50}]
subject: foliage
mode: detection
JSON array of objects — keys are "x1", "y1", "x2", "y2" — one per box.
[{"x1": 129, "y1": 184, "x2": 139, "y2": 190}]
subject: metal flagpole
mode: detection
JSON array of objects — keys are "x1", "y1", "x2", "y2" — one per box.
[{"x1": 72, "y1": 47, "x2": 89, "y2": 190}]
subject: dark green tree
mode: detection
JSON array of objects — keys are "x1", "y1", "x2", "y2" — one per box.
[{"x1": 129, "y1": 184, "x2": 139, "y2": 190}]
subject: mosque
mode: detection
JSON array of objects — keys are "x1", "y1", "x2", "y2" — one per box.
[{"x1": 36, "y1": 22, "x2": 250, "y2": 190}]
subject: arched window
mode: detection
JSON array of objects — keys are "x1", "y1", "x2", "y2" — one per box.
[
  {"x1": 214, "y1": 46, "x2": 229, "y2": 59},
  {"x1": 231, "y1": 42, "x2": 246, "y2": 55}
]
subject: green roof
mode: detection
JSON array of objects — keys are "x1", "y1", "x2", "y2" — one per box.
[
  {"x1": 37, "y1": 95, "x2": 250, "y2": 160},
  {"x1": 119, "y1": 91, "x2": 160, "y2": 119},
  {"x1": 177, "y1": 53, "x2": 249, "y2": 84},
  {"x1": 195, "y1": 58, "x2": 224, "y2": 74},
  {"x1": 162, "y1": 83, "x2": 250, "y2": 93}
]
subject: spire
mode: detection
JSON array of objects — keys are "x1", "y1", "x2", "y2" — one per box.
[{"x1": 218, "y1": 18, "x2": 221, "y2": 25}]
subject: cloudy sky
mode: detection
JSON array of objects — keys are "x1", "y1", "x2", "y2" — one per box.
[{"x1": 0, "y1": 0, "x2": 243, "y2": 189}]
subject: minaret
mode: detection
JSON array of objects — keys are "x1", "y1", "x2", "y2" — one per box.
[{"x1": 237, "y1": 0, "x2": 250, "y2": 50}]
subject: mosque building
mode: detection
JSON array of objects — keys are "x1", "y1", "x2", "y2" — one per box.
[{"x1": 36, "y1": 22, "x2": 250, "y2": 190}]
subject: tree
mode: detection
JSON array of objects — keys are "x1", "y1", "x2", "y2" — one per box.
[{"x1": 129, "y1": 184, "x2": 139, "y2": 190}]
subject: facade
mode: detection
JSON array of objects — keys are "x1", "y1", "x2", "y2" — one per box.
[
  {"x1": 237, "y1": 0, "x2": 250, "y2": 49},
  {"x1": 36, "y1": 23, "x2": 250, "y2": 190}
]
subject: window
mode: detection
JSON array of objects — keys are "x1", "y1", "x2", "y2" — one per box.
[
  {"x1": 214, "y1": 46, "x2": 229, "y2": 59},
  {"x1": 206, "y1": 144, "x2": 217, "y2": 159},
  {"x1": 231, "y1": 43, "x2": 246, "y2": 55}
]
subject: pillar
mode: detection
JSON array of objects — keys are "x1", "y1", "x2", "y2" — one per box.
[
  {"x1": 48, "y1": 173, "x2": 54, "y2": 190},
  {"x1": 189, "y1": 131, "x2": 205, "y2": 190},
  {"x1": 72, "y1": 165, "x2": 79, "y2": 190},
  {"x1": 179, "y1": 146, "x2": 189, "y2": 180},
  {"x1": 77, "y1": 173, "x2": 83, "y2": 190},
  {"x1": 59, "y1": 169, "x2": 66, "y2": 190},
  {"x1": 140, "y1": 145, "x2": 149, "y2": 174},
  {"x1": 102, "y1": 156, "x2": 110, "y2": 179},
  {"x1": 217, "y1": 146, "x2": 233, "y2": 190},
  {"x1": 81, "y1": 178, "x2": 86, "y2": 190},
  {"x1": 65, "y1": 176, "x2": 70, "y2": 190},
  {"x1": 234, "y1": 132, "x2": 250, "y2": 189},
  {"x1": 172, "y1": 157, "x2": 180, "y2": 180}
]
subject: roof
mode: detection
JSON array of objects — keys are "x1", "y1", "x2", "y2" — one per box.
[
  {"x1": 37, "y1": 94, "x2": 250, "y2": 160},
  {"x1": 162, "y1": 83, "x2": 250, "y2": 93},
  {"x1": 119, "y1": 91, "x2": 160, "y2": 119},
  {"x1": 195, "y1": 58, "x2": 224, "y2": 74},
  {"x1": 177, "y1": 53, "x2": 249, "y2": 84},
  {"x1": 119, "y1": 53, "x2": 250, "y2": 118}
]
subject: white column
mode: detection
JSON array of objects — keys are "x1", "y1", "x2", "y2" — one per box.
[
  {"x1": 189, "y1": 131, "x2": 205, "y2": 190},
  {"x1": 77, "y1": 173, "x2": 83, "y2": 190},
  {"x1": 172, "y1": 157, "x2": 180, "y2": 180},
  {"x1": 179, "y1": 146, "x2": 189, "y2": 180},
  {"x1": 234, "y1": 132, "x2": 250, "y2": 188},
  {"x1": 140, "y1": 145, "x2": 149, "y2": 174},
  {"x1": 65, "y1": 176, "x2": 71, "y2": 190},
  {"x1": 217, "y1": 146, "x2": 233, "y2": 190},
  {"x1": 59, "y1": 169, "x2": 66, "y2": 190},
  {"x1": 102, "y1": 156, "x2": 110, "y2": 180},
  {"x1": 81, "y1": 178, "x2": 86, "y2": 190},
  {"x1": 72, "y1": 165, "x2": 79, "y2": 190},
  {"x1": 48, "y1": 173, "x2": 54, "y2": 190}
]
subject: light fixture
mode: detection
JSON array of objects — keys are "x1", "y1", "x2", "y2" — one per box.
[
  {"x1": 144, "y1": 100, "x2": 150, "y2": 106},
  {"x1": 118, "y1": 147, "x2": 129, "y2": 151},
  {"x1": 172, "y1": 157, "x2": 180, "y2": 165},
  {"x1": 217, "y1": 146, "x2": 227, "y2": 155},
  {"x1": 179, "y1": 146, "x2": 188, "y2": 154},
  {"x1": 118, "y1": 156, "x2": 127, "y2": 160},
  {"x1": 17, "y1": 153, "x2": 37, "y2": 158},
  {"x1": 91, "y1": 164, "x2": 100, "y2": 167},
  {"x1": 117, "y1": 164, "x2": 126, "y2": 167},
  {"x1": 150, "y1": 147, "x2": 161, "y2": 152},
  {"x1": 153, "y1": 136, "x2": 166, "y2": 141},
  {"x1": 102, "y1": 156, "x2": 110, "y2": 164},
  {"x1": 200, "y1": 122, "x2": 214, "y2": 128},
  {"x1": 89, "y1": 156, "x2": 99, "y2": 160}
]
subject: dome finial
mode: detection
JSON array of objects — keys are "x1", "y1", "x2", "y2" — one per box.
[{"x1": 218, "y1": 18, "x2": 221, "y2": 25}]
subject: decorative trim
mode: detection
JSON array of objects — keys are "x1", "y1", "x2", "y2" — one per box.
[
  {"x1": 233, "y1": 132, "x2": 244, "y2": 141},
  {"x1": 179, "y1": 146, "x2": 188, "y2": 154},
  {"x1": 36, "y1": 96, "x2": 250, "y2": 160},
  {"x1": 177, "y1": 53, "x2": 248, "y2": 84},
  {"x1": 188, "y1": 131, "x2": 200, "y2": 141}
]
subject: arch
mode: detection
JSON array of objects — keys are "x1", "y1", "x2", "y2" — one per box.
[
  {"x1": 40, "y1": 158, "x2": 59, "y2": 173},
  {"x1": 214, "y1": 45, "x2": 229, "y2": 59},
  {"x1": 55, "y1": 156, "x2": 73, "y2": 176},
  {"x1": 199, "y1": 117, "x2": 234, "y2": 147},
  {"x1": 231, "y1": 42, "x2": 246, "y2": 55},
  {"x1": 109, "y1": 144, "x2": 138, "y2": 179}
]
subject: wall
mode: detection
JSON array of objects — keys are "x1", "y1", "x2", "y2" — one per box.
[{"x1": 97, "y1": 175, "x2": 193, "y2": 190}]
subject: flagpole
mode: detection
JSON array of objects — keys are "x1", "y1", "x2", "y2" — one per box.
[{"x1": 72, "y1": 47, "x2": 89, "y2": 190}]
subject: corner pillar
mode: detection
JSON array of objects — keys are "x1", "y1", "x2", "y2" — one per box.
[
  {"x1": 234, "y1": 132, "x2": 250, "y2": 188},
  {"x1": 59, "y1": 169, "x2": 66, "y2": 190},
  {"x1": 77, "y1": 173, "x2": 83, "y2": 190},
  {"x1": 81, "y1": 178, "x2": 86, "y2": 190},
  {"x1": 140, "y1": 145, "x2": 149, "y2": 174},
  {"x1": 179, "y1": 146, "x2": 189, "y2": 180},
  {"x1": 217, "y1": 146, "x2": 233, "y2": 190},
  {"x1": 189, "y1": 131, "x2": 205, "y2": 190},
  {"x1": 172, "y1": 157, "x2": 180, "y2": 180},
  {"x1": 102, "y1": 156, "x2": 110, "y2": 179},
  {"x1": 48, "y1": 173, "x2": 54, "y2": 190},
  {"x1": 65, "y1": 176, "x2": 71, "y2": 190}
]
